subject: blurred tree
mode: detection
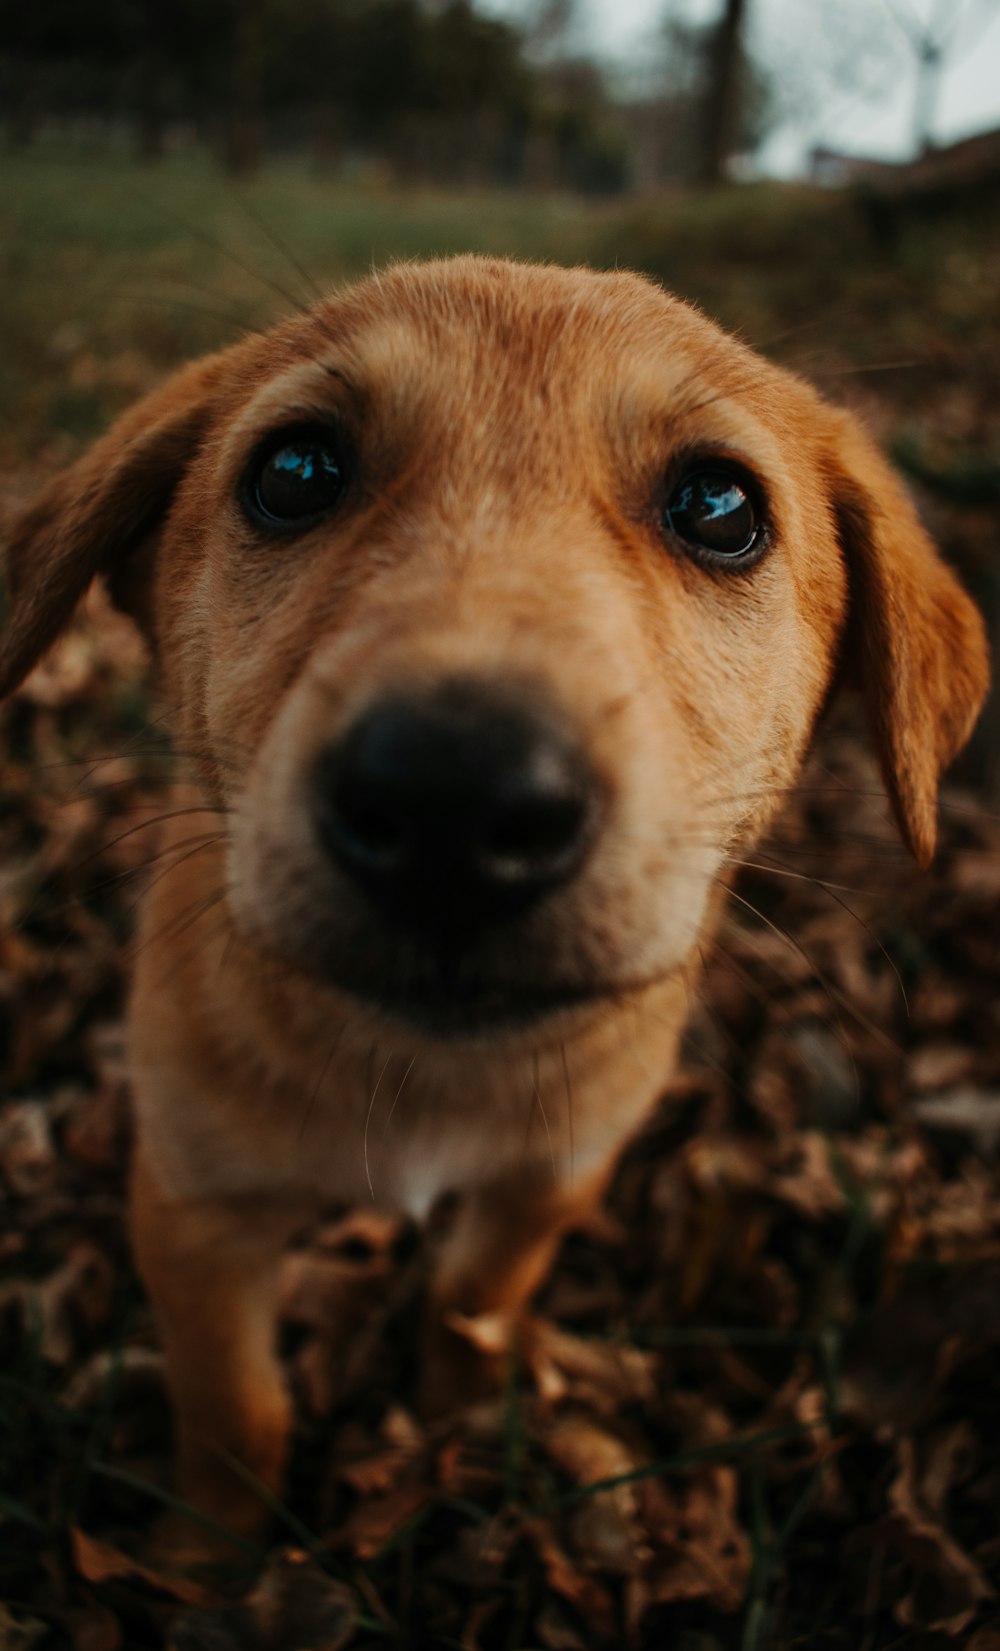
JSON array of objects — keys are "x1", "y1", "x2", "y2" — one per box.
[
  {"x1": 624, "y1": 4, "x2": 773, "y2": 189},
  {"x1": 699, "y1": 0, "x2": 746, "y2": 184},
  {"x1": 523, "y1": 0, "x2": 578, "y2": 59},
  {"x1": 0, "y1": 0, "x2": 127, "y2": 145},
  {"x1": 0, "y1": 0, "x2": 629, "y2": 190},
  {"x1": 880, "y1": 0, "x2": 1000, "y2": 156}
]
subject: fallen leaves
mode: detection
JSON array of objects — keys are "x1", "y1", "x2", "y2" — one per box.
[{"x1": 2, "y1": 592, "x2": 1000, "y2": 1646}]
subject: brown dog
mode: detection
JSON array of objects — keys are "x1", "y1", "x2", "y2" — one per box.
[{"x1": 0, "y1": 257, "x2": 988, "y2": 1555}]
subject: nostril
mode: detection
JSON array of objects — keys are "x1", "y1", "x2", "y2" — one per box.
[
  {"x1": 313, "y1": 731, "x2": 411, "y2": 877},
  {"x1": 325, "y1": 781, "x2": 406, "y2": 873},
  {"x1": 479, "y1": 773, "x2": 592, "y2": 878}
]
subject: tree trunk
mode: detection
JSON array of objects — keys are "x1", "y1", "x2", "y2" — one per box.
[
  {"x1": 699, "y1": 0, "x2": 747, "y2": 187},
  {"x1": 225, "y1": 3, "x2": 264, "y2": 177}
]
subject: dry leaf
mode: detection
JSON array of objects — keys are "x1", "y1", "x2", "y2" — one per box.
[
  {"x1": 167, "y1": 1549, "x2": 356, "y2": 1650},
  {"x1": 71, "y1": 1529, "x2": 214, "y2": 1607},
  {"x1": 881, "y1": 1436, "x2": 996, "y2": 1634}
]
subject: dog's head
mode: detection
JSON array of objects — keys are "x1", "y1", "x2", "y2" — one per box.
[{"x1": 0, "y1": 258, "x2": 988, "y2": 1037}]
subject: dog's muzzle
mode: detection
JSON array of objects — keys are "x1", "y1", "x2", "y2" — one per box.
[{"x1": 311, "y1": 676, "x2": 602, "y2": 943}]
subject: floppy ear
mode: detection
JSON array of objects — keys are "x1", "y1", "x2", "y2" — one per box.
[
  {"x1": 827, "y1": 407, "x2": 989, "y2": 866},
  {"x1": 0, "y1": 348, "x2": 231, "y2": 698}
]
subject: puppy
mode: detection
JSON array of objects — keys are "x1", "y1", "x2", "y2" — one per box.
[{"x1": 0, "y1": 257, "x2": 988, "y2": 1555}]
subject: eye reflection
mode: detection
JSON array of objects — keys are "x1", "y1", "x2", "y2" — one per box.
[
  {"x1": 249, "y1": 429, "x2": 347, "y2": 525},
  {"x1": 664, "y1": 468, "x2": 760, "y2": 560}
]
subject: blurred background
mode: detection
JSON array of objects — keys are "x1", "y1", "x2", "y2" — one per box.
[{"x1": 0, "y1": 0, "x2": 997, "y2": 442}]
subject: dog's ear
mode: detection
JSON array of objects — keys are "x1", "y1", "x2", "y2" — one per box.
[
  {"x1": 826, "y1": 407, "x2": 989, "y2": 866},
  {"x1": 0, "y1": 348, "x2": 231, "y2": 697}
]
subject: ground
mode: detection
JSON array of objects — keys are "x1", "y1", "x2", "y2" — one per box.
[{"x1": 1, "y1": 149, "x2": 999, "y2": 1650}]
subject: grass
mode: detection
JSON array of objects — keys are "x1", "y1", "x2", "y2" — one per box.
[
  {"x1": 2, "y1": 144, "x2": 997, "y2": 492},
  {"x1": 0, "y1": 146, "x2": 616, "y2": 467}
]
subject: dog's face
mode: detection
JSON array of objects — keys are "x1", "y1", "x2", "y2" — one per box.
[{"x1": 0, "y1": 259, "x2": 988, "y2": 1039}]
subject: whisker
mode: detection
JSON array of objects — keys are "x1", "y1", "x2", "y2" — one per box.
[
  {"x1": 33, "y1": 745, "x2": 242, "y2": 781},
  {"x1": 232, "y1": 188, "x2": 327, "y2": 308},
  {"x1": 120, "y1": 287, "x2": 258, "y2": 329},
  {"x1": 127, "y1": 883, "x2": 231, "y2": 971},
  {"x1": 150, "y1": 906, "x2": 238, "y2": 994},
  {"x1": 724, "y1": 856, "x2": 883, "y2": 899},
  {"x1": 122, "y1": 833, "x2": 230, "y2": 920},
  {"x1": 126, "y1": 187, "x2": 310, "y2": 321},
  {"x1": 559, "y1": 1041, "x2": 575, "y2": 1187},
  {"x1": 364, "y1": 1051, "x2": 394, "y2": 1202},
  {"x1": 378, "y1": 1055, "x2": 417, "y2": 1156},
  {"x1": 531, "y1": 1051, "x2": 557, "y2": 1183},
  {"x1": 724, "y1": 885, "x2": 901, "y2": 1056},
  {"x1": 802, "y1": 357, "x2": 924, "y2": 380},
  {"x1": 18, "y1": 829, "x2": 228, "y2": 925},
  {"x1": 15, "y1": 807, "x2": 230, "y2": 932},
  {"x1": 726, "y1": 853, "x2": 909, "y2": 1015},
  {"x1": 215, "y1": 921, "x2": 241, "y2": 988},
  {"x1": 298, "y1": 1023, "x2": 348, "y2": 1145},
  {"x1": 613, "y1": 965, "x2": 758, "y2": 1107},
  {"x1": 86, "y1": 803, "x2": 229, "y2": 858}
]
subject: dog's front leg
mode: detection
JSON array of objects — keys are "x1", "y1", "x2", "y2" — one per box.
[
  {"x1": 421, "y1": 1165, "x2": 608, "y2": 1416},
  {"x1": 130, "y1": 1146, "x2": 304, "y2": 1559}
]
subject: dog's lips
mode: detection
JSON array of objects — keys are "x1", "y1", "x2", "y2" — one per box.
[{"x1": 323, "y1": 966, "x2": 610, "y2": 1038}]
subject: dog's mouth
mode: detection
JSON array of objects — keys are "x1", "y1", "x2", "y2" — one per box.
[{"x1": 323, "y1": 965, "x2": 614, "y2": 1039}]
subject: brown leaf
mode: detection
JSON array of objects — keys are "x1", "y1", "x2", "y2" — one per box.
[
  {"x1": 0, "y1": 1100, "x2": 56, "y2": 1196},
  {"x1": 642, "y1": 1467, "x2": 749, "y2": 1614},
  {"x1": 767, "y1": 1131, "x2": 846, "y2": 1220},
  {"x1": 71, "y1": 1529, "x2": 214, "y2": 1607},
  {"x1": 60, "y1": 1075, "x2": 130, "y2": 1172},
  {"x1": 914, "y1": 1087, "x2": 1000, "y2": 1156},
  {"x1": 460, "y1": 1597, "x2": 503, "y2": 1651},
  {"x1": 526, "y1": 1321, "x2": 657, "y2": 1415},
  {"x1": 545, "y1": 1414, "x2": 650, "y2": 1575},
  {"x1": 62, "y1": 1346, "x2": 164, "y2": 1411},
  {"x1": 40, "y1": 1242, "x2": 117, "y2": 1363},
  {"x1": 281, "y1": 1239, "x2": 398, "y2": 1415},
  {"x1": 65, "y1": 1603, "x2": 123, "y2": 1651},
  {"x1": 0, "y1": 1602, "x2": 49, "y2": 1650},
  {"x1": 523, "y1": 1517, "x2": 616, "y2": 1629},
  {"x1": 881, "y1": 1436, "x2": 996, "y2": 1634},
  {"x1": 167, "y1": 1549, "x2": 356, "y2": 1651},
  {"x1": 535, "y1": 1598, "x2": 589, "y2": 1650},
  {"x1": 442, "y1": 1306, "x2": 512, "y2": 1357},
  {"x1": 909, "y1": 1044, "x2": 976, "y2": 1090},
  {"x1": 842, "y1": 1263, "x2": 1000, "y2": 1429},
  {"x1": 343, "y1": 1478, "x2": 432, "y2": 1561}
]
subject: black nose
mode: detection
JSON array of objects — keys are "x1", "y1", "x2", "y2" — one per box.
[{"x1": 313, "y1": 680, "x2": 600, "y2": 935}]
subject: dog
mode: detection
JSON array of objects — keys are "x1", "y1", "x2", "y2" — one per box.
[{"x1": 0, "y1": 257, "x2": 988, "y2": 1558}]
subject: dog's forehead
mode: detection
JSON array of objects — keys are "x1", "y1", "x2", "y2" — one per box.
[
  {"x1": 228, "y1": 258, "x2": 802, "y2": 471},
  {"x1": 326, "y1": 256, "x2": 695, "y2": 346},
  {"x1": 311, "y1": 258, "x2": 749, "y2": 396}
]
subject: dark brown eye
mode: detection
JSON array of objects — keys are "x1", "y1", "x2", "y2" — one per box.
[
  {"x1": 664, "y1": 468, "x2": 761, "y2": 562},
  {"x1": 246, "y1": 427, "x2": 347, "y2": 527}
]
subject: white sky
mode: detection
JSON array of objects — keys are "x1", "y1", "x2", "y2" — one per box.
[{"x1": 481, "y1": 0, "x2": 1000, "y2": 176}]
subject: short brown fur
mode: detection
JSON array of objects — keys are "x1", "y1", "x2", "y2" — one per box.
[{"x1": 0, "y1": 258, "x2": 988, "y2": 1557}]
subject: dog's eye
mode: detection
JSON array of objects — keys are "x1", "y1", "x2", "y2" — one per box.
[
  {"x1": 247, "y1": 429, "x2": 347, "y2": 526},
  {"x1": 664, "y1": 468, "x2": 761, "y2": 562}
]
